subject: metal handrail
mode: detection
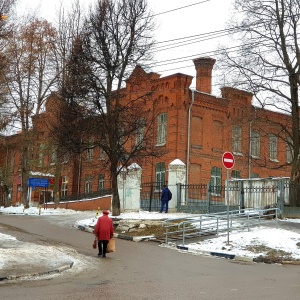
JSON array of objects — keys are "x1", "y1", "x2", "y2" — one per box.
[{"x1": 163, "y1": 207, "x2": 281, "y2": 245}]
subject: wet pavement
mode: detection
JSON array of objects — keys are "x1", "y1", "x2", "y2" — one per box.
[{"x1": 1, "y1": 215, "x2": 300, "y2": 282}]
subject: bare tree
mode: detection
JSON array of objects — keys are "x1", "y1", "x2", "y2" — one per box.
[
  {"x1": 218, "y1": 0, "x2": 300, "y2": 205},
  {"x1": 3, "y1": 18, "x2": 58, "y2": 207},
  {"x1": 0, "y1": 0, "x2": 14, "y2": 39},
  {"x1": 0, "y1": 0, "x2": 15, "y2": 128},
  {"x1": 47, "y1": 1, "x2": 85, "y2": 206},
  {"x1": 57, "y1": 0, "x2": 160, "y2": 215}
]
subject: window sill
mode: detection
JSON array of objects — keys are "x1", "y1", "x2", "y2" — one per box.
[
  {"x1": 191, "y1": 145, "x2": 203, "y2": 150},
  {"x1": 233, "y1": 152, "x2": 242, "y2": 156},
  {"x1": 156, "y1": 143, "x2": 166, "y2": 147}
]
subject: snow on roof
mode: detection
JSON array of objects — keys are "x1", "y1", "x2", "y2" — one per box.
[
  {"x1": 30, "y1": 171, "x2": 54, "y2": 177},
  {"x1": 169, "y1": 159, "x2": 185, "y2": 166}
]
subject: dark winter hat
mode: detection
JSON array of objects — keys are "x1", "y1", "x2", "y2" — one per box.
[{"x1": 102, "y1": 210, "x2": 109, "y2": 215}]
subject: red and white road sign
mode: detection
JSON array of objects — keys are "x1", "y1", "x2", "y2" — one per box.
[{"x1": 222, "y1": 152, "x2": 235, "y2": 169}]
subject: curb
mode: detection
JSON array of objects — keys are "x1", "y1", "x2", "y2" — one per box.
[
  {"x1": 210, "y1": 252, "x2": 235, "y2": 260},
  {"x1": 77, "y1": 225, "x2": 155, "y2": 242},
  {"x1": 114, "y1": 233, "x2": 155, "y2": 242},
  {"x1": 176, "y1": 246, "x2": 300, "y2": 265},
  {"x1": 282, "y1": 260, "x2": 300, "y2": 265},
  {"x1": 0, "y1": 262, "x2": 74, "y2": 282},
  {"x1": 78, "y1": 225, "x2": 94, "y2": 233},
  {"x1": 176, "y1": 245, "x2": 254, "y2": 262}
]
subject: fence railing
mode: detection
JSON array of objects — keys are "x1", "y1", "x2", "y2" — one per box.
[
  {"x1": 140, "y1": 179, "x2": 291, "y2": 214},
  {"x1": 140, "y1": 182, "x2": 163, "y2": 211},
  {"x1": 60, "y1": 188, "x2": 112, "y2": 202},
  {"x1": 162, "y1": 207, "x2": 281, "y2": 245}
]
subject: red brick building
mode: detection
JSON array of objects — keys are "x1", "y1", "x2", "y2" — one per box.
[{"x1": 0, "y1": 57, "x2": 292, "y2": 207}]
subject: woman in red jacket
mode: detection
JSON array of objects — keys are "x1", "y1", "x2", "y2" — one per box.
[{"x1": 94, "y1": 210, "x2": 114, "y2": 257}]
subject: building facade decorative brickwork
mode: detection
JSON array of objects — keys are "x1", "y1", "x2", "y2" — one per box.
[{"x1": 0, "y1": 57, "x2": 292, "y2": 207}]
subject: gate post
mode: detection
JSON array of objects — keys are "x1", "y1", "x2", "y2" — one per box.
[
  {"x1": 117, "y1": 163, "x2": 142, "y2": 211},
  {"x1": 207, "y1": 182, "x2": 211, "y2": 213},
  {"x1": 240, "y1": 180, "x2": 245, "y2": 212},
  {"x1": 177, "y1": 183, "x2": 182, "y2": 209},
  {"x1": 277, "y1": 179, "x2": 284, "y2": 212},
  {"x1": 168, "y1": 159, "x2": 186, "y2": 212}
]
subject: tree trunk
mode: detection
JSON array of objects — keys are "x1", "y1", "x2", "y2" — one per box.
[
  {"x1": 53, "y1": 156, "x2": 62, "y2": 209},
  {"x1": 111, "y1": 166, "x2": 120, "y2": 216},
  {"x1": 290, "y1": 157, "x2": 300, "y2": 207},
  {"x1": 289, "y1": 73, "x2": 300, "y2": 206},
  {"x1": 21, "y1": 142, "x2": 29, "y2": 208}
]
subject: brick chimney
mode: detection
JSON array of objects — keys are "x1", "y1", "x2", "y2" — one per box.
[{"x1": 193, "y1": 57, "x2": 216, "y2": 94}]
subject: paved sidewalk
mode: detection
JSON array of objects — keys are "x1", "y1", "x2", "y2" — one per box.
[
  {"x1": 0, "y1": 221, "x2": 300, "y2": 282},
  {"x1": 0, "y1": 261, "x2": 74, "y2": 282},
  {"x1": 0, "y1": 227, "x2": 152, "y2": 282}
]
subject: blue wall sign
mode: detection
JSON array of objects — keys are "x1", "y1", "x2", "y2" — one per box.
[{"x1": 28, "y1": 178, "x2": 49, "y2": 188}]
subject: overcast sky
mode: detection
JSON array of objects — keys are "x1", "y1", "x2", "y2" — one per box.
[{"x1": 16, "y1": 0, "x2": 234, "y2": 93}]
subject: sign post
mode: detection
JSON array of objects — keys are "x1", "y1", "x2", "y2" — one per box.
[
  {"x1": 222, "y1": 152, "x2": 235, "y2": 245},
  {"x1": 28, "y1": 178, "x2": 49, "y2": 209}
]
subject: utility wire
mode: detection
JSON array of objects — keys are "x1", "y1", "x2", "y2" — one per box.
[{"x1": 149, "y1": 0, "x2": 212, "y2": 17}]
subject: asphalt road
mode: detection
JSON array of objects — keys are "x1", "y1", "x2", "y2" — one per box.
[{"x1": 1, "y1": 214, "x2": 300, "y2": 300}]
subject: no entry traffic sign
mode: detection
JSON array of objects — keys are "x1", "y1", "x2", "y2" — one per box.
[{"x1": 222, "y1": 152, "x2": 235, "y2": 169}]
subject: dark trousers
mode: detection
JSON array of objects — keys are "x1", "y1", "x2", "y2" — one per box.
[
  {"x1": 98, "y1": 240, "x2": 109, "y2": 257},
  {"x1": 160, "y1": 200, "x2": 168, "y2": 213}
]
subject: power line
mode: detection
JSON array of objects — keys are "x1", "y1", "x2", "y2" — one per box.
[
  {"x1": 150, "y1": 0, "x2": 212, "y2": 17},
  {"x1": 153, "y1": 28, "x2": 233, "y2": 46},
  {"x1": 152, "y1": 31, "x2": 231, "y2": 52}
]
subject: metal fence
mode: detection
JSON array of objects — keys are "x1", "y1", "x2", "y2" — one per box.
[
  {"x1": 140, "y1": 178, "x2": 291, "y2": 214},
  {"x1": 177, "y1": 183, "x2": 240, "y2": 214},
  {"x1": 60, "y1": 188, "x2": 112, "y2": 202},
  {"x1": 140, "y1": 182, "x2": 162, "y2": 211},
  {"x1": 178, "y1": 182, "x2": 287, "y2": 214}
]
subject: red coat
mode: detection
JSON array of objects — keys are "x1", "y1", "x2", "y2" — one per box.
[{"x1": 94, "y1": 215, "x2": 114, "y2": 241}]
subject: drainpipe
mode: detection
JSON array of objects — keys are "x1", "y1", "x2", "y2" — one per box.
[
  {"x1": 249, "y1": 119, "x2": 252, "y2": 179},
  {"x1": 77, "y1": 139, "x2": 83, "y2": 198},
  {"x1": 249, "y1": 107, "x2": 257, "y2": 178},
  {"x1": 186, "y1": 89, "x2": 195, "y2": 187}
]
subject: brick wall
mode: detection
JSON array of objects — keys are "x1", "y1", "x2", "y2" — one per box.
[
  {"x1": 0, "y1": 57, "x2": 293, "y2": 207},
  {"x1": 45, "y1": 195, "x2": 112, "y2": 211}
]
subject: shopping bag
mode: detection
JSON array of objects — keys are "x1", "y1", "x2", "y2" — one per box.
[
  {"x1": 93, "y1": 238, "x2": 97, "y2": 249},
  {"x1": 107, "y1": 238, "x2": 115, "y2": 253}
]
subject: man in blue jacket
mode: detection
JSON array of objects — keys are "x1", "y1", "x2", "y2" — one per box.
[{"x1": 160, "y1": 185, "x2": 172, "y2": 213}]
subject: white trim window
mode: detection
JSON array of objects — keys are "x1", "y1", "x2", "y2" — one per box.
[
  {"x1": 155, "y1": 162, "x2": 165, "y2": 190},
  {"x1": 61, "y1": 176, "x2": 68, "y2": 196},
  {"x1": 99, "y1": 148, "x2": 106, "y2": 161},
  {"x1": 85, "y1": 175, "x2": 92, "y2": 194},
  {"x1": 250, "y1": 130, "x2": 260, "y2": 158},
  {"x1": 50, "y1": 147, "x2": 57, "y2": 164},
  {"x1": 232, "y1": 125, "x2": 242, "y2": 154},
  {"x1": 98, "y1": 174, "x2": 105, "y2": 191},
  {"x1": 286, "y1": 137, "x2": 293, "y2": 163},
  {"x1": 157, "y1": 113, "x2": 167, "y2": 145},
  {"x1": 269, "y1": 134, "x2": 278, "y2": 161},
  {"x1": 136, "y1": 118, "x2": 145, "y2": 148},
  {"x1": 86, "y1": 138, "x2": 94, "y2": 161},
  {"x1": 211, "y1": 167, "x2": 222, "y2": 196},
  {"x1": 231, "y1": 170, "x2": 241, "y2": 179},
  {"x1": 62, "y1": 152, "x2": 69, "y2": 164}
]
